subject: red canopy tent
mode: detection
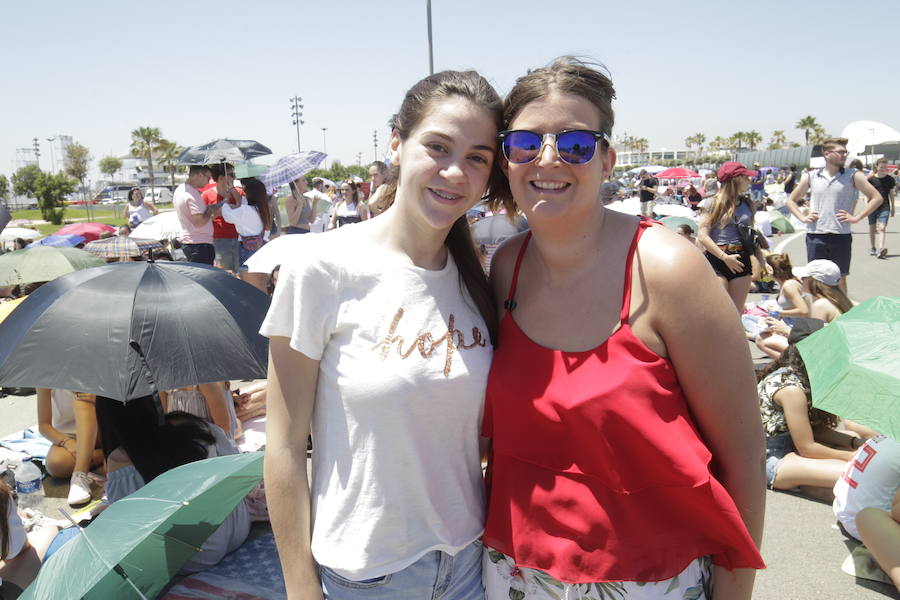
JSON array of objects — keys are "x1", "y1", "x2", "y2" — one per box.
[{"x1": 654, "y1": 167, "x2": 700, "y2": 179}]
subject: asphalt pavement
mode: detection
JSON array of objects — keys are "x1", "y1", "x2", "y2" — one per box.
[{"x1": 1, "y1": 220, "x2": 897, "y2": 598}]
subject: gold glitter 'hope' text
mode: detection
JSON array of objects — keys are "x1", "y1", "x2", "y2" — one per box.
[{"x1": 371, "y1": 307, "x2": 486, "y2": 376}]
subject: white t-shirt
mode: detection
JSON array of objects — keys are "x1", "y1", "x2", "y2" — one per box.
[
  {"x1": 221, "y1": 198, "x2": 264, "y2": 237},
  {"x1": 833, "y1": 435, "x2": 900, "y2": 540},
  {"x1": 3, "y1": 497, "x2": 26, "y2": 561},
  {"x1": 51, "y1": 389, "x2": 77, "y2": 435},
  {"x1": 259, "y1": 224, "x2": 492, "y2": 580}
]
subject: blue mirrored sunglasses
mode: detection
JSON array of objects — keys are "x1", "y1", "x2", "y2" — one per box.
[{"x1": 499, "y1": 129, "x2": 611, "y2": 165}]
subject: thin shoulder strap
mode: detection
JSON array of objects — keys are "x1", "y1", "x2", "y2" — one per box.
[
  {"x1": 503, "y1": 232, "x2": 532, "y2": 311},
  {"x1": 619, "y1": 219, "x2": 654, "y2": 325}
]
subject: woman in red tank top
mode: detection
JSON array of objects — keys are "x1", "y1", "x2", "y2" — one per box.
[{"x1": 481, "y1": 58, "x2": 766, "y2": 600}]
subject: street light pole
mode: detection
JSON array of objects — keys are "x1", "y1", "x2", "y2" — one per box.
[
  {"x1": 290, "y1": 96, "x2": 304, "y2": 153},
  {"x1": 426, "y1": 0, "x2": 434, "y2": 75},
  {"x1": 32, "y1": 138, "x2": 41, "y2": 170},
  {"x1": 321, "y1": 127, "x2": 328, "y2": 169},
  {"x1": 373, "y1": 130, "x2": 379, "y2": 162}
]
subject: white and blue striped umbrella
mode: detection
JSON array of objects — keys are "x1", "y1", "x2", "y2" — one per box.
[{"x1": 261, "y1": 151, "x2": 327, "y2": 189}]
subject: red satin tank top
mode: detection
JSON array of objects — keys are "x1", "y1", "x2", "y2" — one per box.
[{"x1": 482, "y1": 220, "x2": 764, "y2": 583}]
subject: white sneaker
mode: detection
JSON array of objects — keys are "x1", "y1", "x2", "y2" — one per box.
[{"x1": 67, "y1": 471, "x2": 92, "y2": 506}]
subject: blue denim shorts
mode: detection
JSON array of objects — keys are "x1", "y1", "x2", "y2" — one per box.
[
  {"x1": 319, "y1": 539, "x2": 484, "y2": 600},
  {"x1": 765, "y1": 432, "x2": 796, "y2": 488},
  {"x1": 868, "y1": 208, "x2": 890, "y2": 226}
]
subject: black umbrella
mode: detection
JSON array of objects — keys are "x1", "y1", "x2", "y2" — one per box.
[
  {"x1": 177, "y1": 139, "x2": 272, "y2": 166},
  {"x1": 0, "y1": 261, "x2": 270, "y2": 401}
]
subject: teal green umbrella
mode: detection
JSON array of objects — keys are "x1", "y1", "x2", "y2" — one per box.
[
  {"x1": 659, "y1": 216, "x2": 698, "y2": 234},
  {"x1": 768, "y1": 210, "x2": 795, "y2": 233},
  {"x1": 21, "y1": 452, "x2": 263, "y2": 600},
  {"x1": 801, "y1": 297, "x2": 900, "y2": 439},
  {"x1": 0, "y1": 246, "x2": 105, "y2": 286},
  {"x1": 234, "y1": 163, "x2": 270, "y2": 179}
]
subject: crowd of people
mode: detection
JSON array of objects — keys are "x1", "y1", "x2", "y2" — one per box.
[{"x1": 1, "y1": 56, "x2": 899, "y2": 600}]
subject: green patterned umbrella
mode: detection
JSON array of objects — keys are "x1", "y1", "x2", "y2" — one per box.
[
  {"x1": 0, "y1": 246, "x2": 105, "y2": 286},
  {"x1": 802, "y1": 296, "x2": 900, "y2": 439}
]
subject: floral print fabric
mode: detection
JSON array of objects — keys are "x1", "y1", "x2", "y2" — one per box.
[
  {"x1": 758, "y1": 367, "x2": 807, "y2": 437},
  {"x1": 483, "y1": 548, "x2": 712, "y2": 600}
]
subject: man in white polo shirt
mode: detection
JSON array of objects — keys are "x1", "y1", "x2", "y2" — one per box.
[
  {"x1": 786, "y1": 137, "x2": 882, "y2": 292},
  {"x1": 174, "y1": 165, "x2": 219, "y2": 265}
]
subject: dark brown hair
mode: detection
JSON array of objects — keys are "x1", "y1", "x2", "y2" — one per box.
[
  {"x1": 241, "y1": 178, "x2": 272, "y2": 234},
  {"x1": 379, "y1": 69, "x2": 503, "y2": 345},
  {"x1": 807, "y1": 278, "x2": 854, "y2": 314},
  {"x1": 821, "y1": 137, "x2": 848, "y2": 153},
  {"x1": 490, "y1": 56, "x2": 617, "y2": 215},
  {"x1": 756, "y1": 345, "x2": 839, "y2": 430}
]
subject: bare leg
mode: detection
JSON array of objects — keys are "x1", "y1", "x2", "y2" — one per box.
[
  {"x1": 842, "y1": 419, "x2": 880, "y2": 440},
  {"x1": 726, "y1": 275, "x2": 752, "y2": 311},
  {"x1": 43, "y1": 446, "x2": 75, "y2": 479},
  {"x1": 756, "y1": 333, "x2": 788, "y2": 360},
  {"x1": 72, "y1": 395, "x2": 99, "y2": 473},
  {"x1": 857, "y1": 507, "x2": 900, "y2": 591},
  {"x1": 876, "y1": 222, "x2": 887, "y2": 252},
  {"x1": 772, "y1": 452, "x2": 848, "y2": 492},
  {"x1": 869, "y1": 223, "x2": 877, "y2": 250}
]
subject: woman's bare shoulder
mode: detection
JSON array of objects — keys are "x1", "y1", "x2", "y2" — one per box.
[{"x1": 487, "y1": 230, "x2": 529, "y2": 296}]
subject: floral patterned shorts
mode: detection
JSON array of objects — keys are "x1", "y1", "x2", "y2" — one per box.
[{"x1": 482, "y1": 547, "x2": 712, "y2": 600}]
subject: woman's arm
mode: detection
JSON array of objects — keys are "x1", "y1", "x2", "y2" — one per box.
[
  {"x1": 643, "y1": 230, "x2": 765, "y2": 600},
  {"x1": 265, "y1": 337, "x2": 324, "y2": 600},
  {"x1": 328, "y1": 202, "x2": 340, "y2": 230},
  {"x1": 778, "y1": 281, "x2": 810, "y2": 317},
  {"x1": 36, "y1": 388, "x2": 66, "y2": 446},
  {"x1": 357, "y1": 201, "x2": 370, "y2": 221},
  {"x1": 145, "y1": 201, "x2": 158, "y2": 216},
  {"x1": 198, "y1": 382, "x2": 234, "y2": 437},
  {"x1": 285, "y1": 194, "x2": 300, "y2": 228},
  {"x1": 697, "y1": 214, "x2": 744, "y2": 274},
  {"x1": 775, "y1": 386, "x2": 854, "y2": 461}
]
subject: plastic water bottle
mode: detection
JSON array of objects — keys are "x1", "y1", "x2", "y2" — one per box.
[
  {"x1": 768, "y1": 308, "x2": 781, "y2": 320},
  {"x1": 14, "y1": 457, "x2": 43, "y2": 509}
]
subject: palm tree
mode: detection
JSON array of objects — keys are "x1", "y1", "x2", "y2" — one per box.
[
  {"x1": 634, "y1": 137, "x2": 649, "y2": 154},
  {"x1": 156, "y1": 139, "x2": 185, "y2": 189},
  {"x1": 130, "y1": 126, "x2": 163, "y2": 190},
  {"x1": 729, "y1": 132, "x2": 746, "y2": 151},
  {"x1": 809, "y1": 125, "x2": 829, "y2": 145},
  {"x1": 768, "y1": 130, "x2": 787, "y2": 150},
  {"x1": 745, "y1": 130, "x2": 763, "y2": 151},
  {"x1": 795, "y1": 116, "x2": 821, "y2": 146},
  {"x1": 693, "y1": 133, "x2": 706, "y2": 158}
]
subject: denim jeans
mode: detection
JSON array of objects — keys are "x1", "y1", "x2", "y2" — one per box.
[
  {"x1": 182, "y1": 243, "x2": 215, "y2": 265},
  {"x1": 319, "y1": 539, "x2": 484, "y2": 600},
  {"x1": 213, "y1": 237, "x2": 240, "y2": 272}
]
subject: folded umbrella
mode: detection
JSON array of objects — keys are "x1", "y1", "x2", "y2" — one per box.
[
  {"x1": 0, "y1": 261, "x2": 270, "y2": 400},
  {"x1": 26, "y1": 233, "x2": 86, "y2": 248},
  {"x1": 0, "y1": 246, "x2": 105, "y2": 286},
  {"x1": 20, "y1": 452, "x2": 263, "y2": 600},
  {"x1": 261, "y1": 151, "x2": 327, "y2": 189},
  {"x1": 83, "y1": 237, "x2": 162, "y2": 259},
  {"x1": 802, "y1": 296, "x2": 900, "y2": 439},
  {"x1": 178, "y1": 139, "x2": 272, "y2": 166},
  {"x1": 55, "y1": 222, "x2": 117, "y2": 243}
]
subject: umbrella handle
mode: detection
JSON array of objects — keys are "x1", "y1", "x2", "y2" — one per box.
[{"x1": 129, "y1": 341, "x2": 166, "y2": 426}]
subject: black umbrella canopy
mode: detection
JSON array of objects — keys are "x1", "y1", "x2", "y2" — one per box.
[
  {"x1": 177, "y1": 139, "x2": 272, "y2": 166},
  {"x1": 0, "y1": 261, "x2": 270, "y2": 401}
]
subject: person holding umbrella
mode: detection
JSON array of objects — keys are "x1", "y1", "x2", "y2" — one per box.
[
  {"x1": 262, "y1": 69, "x2": 502, "y2": 599},
  {"x1": 174, "y1": 165, "x2": 217, "y2": 265},
  {"x1": 284, "y1": 177, "x2": 315, "y2": 234}
]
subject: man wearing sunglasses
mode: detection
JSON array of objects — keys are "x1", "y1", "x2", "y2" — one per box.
[
  {"x1": 201, "y1": 163, "x2": 244, "y2": 273},
  {"x1": 786, "y1": 137, "x2": 883, "y2": 292}
]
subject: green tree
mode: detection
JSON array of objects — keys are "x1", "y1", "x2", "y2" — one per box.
[
  {"x1": 11, "y1": 164, "x2": 42, "y2": 199},
  {"x1": 768, "y1": 130, "x2": 787, "y2": 150},
  {"x1": 130, "y1": 126, "x2": 163, "y2": 190},
  {"x1": 745, "y1": 130, "x2": 763, "y2": 150},
  {"x1": 809, "y1": 125, "x2": 829, "y2": 145},
  {"x1": 729, "y1": 132, "x2": 747, "y2": 150},
  {"x1": 0, "y1": 174, "x2": 9, "y2": 204},
  {"x1": 795, "y1": 116, "x2": 821, "y2": 146},
  {"x1": 64, "y1": 143, "x2": 92, "y2": 189},
  {"x1": 99, "y1": 155, "x2": 123, "y2": 183},
  {"x1": 633, "y1": 137, "x2": 649, "y2": 153},
  {"x1": 34, "y1": 172, "x2": 75, "y2": 225},
  {"x1": 156, "y1": 139, "x2": 185, "y2": 189}
]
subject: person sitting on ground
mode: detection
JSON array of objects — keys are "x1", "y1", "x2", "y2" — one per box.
[
  {"x1": 0, "y1": 479, "x2": 59, "y2": 599},
  {"x1": 753, "y1": 254, "x2": 811, "y2": 359},
  {"x1": 160, "y1": 383, "x2": 241, "y2": 442},
  {"x1": 758, "y1": 344, "x2": 863, "y2": 501},
  {"x1": 792, "y1": 259, "x2": 854, "y2": 322},
  {"x1": 95, "y1": 394, "x2": 250, "y2": 573},
  {"x1": 834, "y1": 435, "x2": 900, "y2": 546},
  {"x1": 856, "y1": 503, "x2": 900, "y2": 592},
  {"x1": 676, "y1": 223, "x2": 697, "y2": 245},
  {"x1": 36, "y1": 389, "x2": 103, "y2": 506},
  {"x1": 685, "y1": 184, "x2": 703, "y2": 211}
]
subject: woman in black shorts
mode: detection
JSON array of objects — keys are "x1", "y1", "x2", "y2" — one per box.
[{"x1": 698, "y1": 162, "x2": 759, "y2": 309}]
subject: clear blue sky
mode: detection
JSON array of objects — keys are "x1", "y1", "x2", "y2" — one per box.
[{"x1": 2, "y1": 0, "x2": 897, "y2": 181}]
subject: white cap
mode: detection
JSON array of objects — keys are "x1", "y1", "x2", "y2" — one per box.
[{"x1": 792, "y1": 260, "x2": 841, "y2": 286}]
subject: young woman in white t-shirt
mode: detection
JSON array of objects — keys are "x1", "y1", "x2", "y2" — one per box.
[{"x1": 261, "y1": 70, "x2": 503, "y2": 599}]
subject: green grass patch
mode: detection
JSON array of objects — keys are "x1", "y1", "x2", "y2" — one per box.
[{"x1": 10, "y1": 207, "x2": 128, "y2": 237}]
